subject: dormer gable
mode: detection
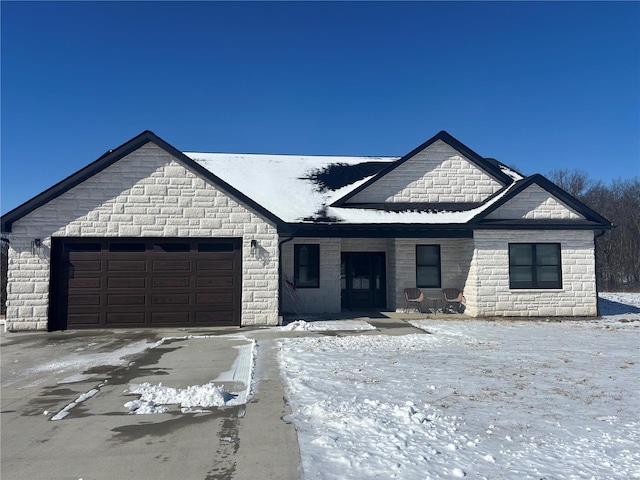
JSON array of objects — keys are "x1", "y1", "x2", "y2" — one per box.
[
  {"x1": 332, "y1": 131, "x2": 515, "y2": 207},
  {"x1": 485, "y1": 183, "x2": 583, "y2": 220},
  {"x1": 473, "y1": 175, "x2": 613, "y2": 228}
]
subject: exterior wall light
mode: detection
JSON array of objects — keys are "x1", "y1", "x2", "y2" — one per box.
[{"x1": 32, "y1": 238, "x2": 42, "y2": 255}]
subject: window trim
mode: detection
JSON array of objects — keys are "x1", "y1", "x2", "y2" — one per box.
[
  {"x1": 508, "y1": 243, "x2": 562, "y2": 289},
  {"x1": 416, "y1": 244, "x2": 441, "y2": 288},
  {"x1": 294, "y1": 244, "x2": 320, "y2": 288}
]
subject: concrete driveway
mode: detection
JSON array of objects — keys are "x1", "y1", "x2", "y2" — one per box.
[{"x1": 1, "y1": 327, "x2": 301, "y2": 480}]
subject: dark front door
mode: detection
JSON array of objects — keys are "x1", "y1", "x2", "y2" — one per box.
[{"x1": 341, "y1": 252, "x2": 386, "y2": 309}]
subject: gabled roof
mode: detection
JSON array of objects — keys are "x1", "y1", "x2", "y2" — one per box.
[
  {"x1": 331, "y1": 130, "x2": 518, "y2": 207},
  {"x1": 2, "y1": 131, "x2": 612, "y2": 234},
  {"x1": 471, "y1": 174, "x2": 613, "y2": 229},
  {"x1": 1, "y1": 131, "x2": 285, "y2": 232}
]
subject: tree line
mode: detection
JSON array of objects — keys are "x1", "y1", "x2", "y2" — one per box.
[{"x1": 548, "y1": 170, "x2": 640, "y2": 292}]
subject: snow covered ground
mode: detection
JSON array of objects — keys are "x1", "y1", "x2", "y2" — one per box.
[
  {"x1": 278, "y1": 319, "x2": 376, "y2": 331},
  {"x1": 278, "y1": 293, "x2": 640, "y2": 479}
]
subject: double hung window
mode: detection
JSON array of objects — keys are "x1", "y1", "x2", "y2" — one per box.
[{"x1": 416, "y1": 245, "x2": 441, "y2": 288}]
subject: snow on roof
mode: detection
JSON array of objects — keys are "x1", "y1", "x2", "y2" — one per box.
[
  {"x1": 184, "y1": 151, "x2": 516, "y2": 224},
  {"x1": 499, "y1": 165, "x2": 524, "y2": 181},
  {"x1": 328, "y1": 181, "x2": 518, "y2": 224},
  {"x1": 186, "y1": 152, "x2": 396, "y2": 222}
]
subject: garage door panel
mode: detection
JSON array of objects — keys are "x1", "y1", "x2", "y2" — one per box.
[
  {"x1": 69, "y1": 278, "x2": 102, "y2": 289},
  {"x1": 196, "y1": 277, "x2": 234, "y2": 288},
  {"x1": 151, "y1": 312, "x2": 190, "y2": 324},
  {"x1": 68, "y1": 295, "x2": 101, "y2": 306},
  {"x1": 106, "y1": 312, "x2": 146, "y2": 325},
  {"x1": 197, "y1": 292, "x2": 234, "y2": 305},
  {"x1": 57, "y1": 238, "x2": 241, "y2": 329},
  {"x1": 152, "y1": 277, "x2": 191, "y2": 288},
  {"x1": 108, "y1": 277, "x2": 146, "y2": 289},
  {"x1": 197, "y1": 260, "x2": 235, "y2": 271},
  {"x1": 108, "y1": 260, "x2": 147, "y2": 272},
  {"x1": 107, "y1": 294, "x2": 146, "y2": 306},
  {"x1": 67, "y1": 313, "x2": 102, "y2": 325},
  {"x1": 70, "y1": 260, "x2": 102, "y2": 272},
  {"x1": 196, "y1": 310, "x2": 235, "y2": 325},
  {"x1": 152, "y1": 260, "x2": 191, "y2": 271},
  {"x1": 152, "y1": 293, "x2": 191, "y2": 305}
]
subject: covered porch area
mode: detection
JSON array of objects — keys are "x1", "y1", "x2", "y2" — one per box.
[{"x1": 280, "y1": 231, "x2": 475, "y2": 316}]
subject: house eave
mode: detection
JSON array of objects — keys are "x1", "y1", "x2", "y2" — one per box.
[
  {"x1": 276, "y1": 217, "x2": 613, "y2": 238},
  {"x1": 279, "y1": 223, "x2": 474, "y2": 238},
  {"x1": 474, "y1": 219, "x2": 614, "y2": 230}
]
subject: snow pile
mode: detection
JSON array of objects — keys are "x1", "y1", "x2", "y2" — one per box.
[
  {"x1": 125, "y1": 382, "x2": 237, "y2": 414},
  {"x1": 125, "y1": 336, "x2": 256, "y2": 414},
  {"x1": 279, "y1": 319, "x2": 376, "y2": 331},
  {"x1": 278, "y1": 318, "x2": 640, "y2": 479}
]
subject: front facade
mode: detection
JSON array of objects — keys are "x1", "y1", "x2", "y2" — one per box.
[{"x1": 1, "y1": 131, "x2": 612, "y2": 331}]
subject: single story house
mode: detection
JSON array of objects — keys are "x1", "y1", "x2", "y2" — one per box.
[{"x1": 1, "y1": 130, "x2": 612, "y2": 331}]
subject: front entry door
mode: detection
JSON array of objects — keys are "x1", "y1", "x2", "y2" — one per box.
[{"x1": 341, "y1": 252, "x2": 386, "y2": 309}]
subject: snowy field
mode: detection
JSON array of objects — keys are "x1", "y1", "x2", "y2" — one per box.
[{"x1": 278, "y1": 294, "x2": 640, "y2": 479}]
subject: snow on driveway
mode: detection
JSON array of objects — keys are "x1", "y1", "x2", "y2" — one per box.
[
  {"x1": 278, "y1": 303, "x2": 640, "y2": 478},
  {"x1": 4, "y1": 339, "x2": 156, "y2": 389},
  {"x1": 124, "y1": 337, "x2": 256, "y2": 414}
]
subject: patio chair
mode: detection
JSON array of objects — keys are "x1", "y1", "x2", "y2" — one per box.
[
  {"x1": 442, "y1": 288, "x2": 465, "y2": 313},
  {"x1": 404, "y1": 288, "x2": 424, "y2": 313}
]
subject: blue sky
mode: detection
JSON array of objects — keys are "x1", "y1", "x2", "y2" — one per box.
[{"x1": 2, "y1": 1, "x2": 639, "y2": 213}]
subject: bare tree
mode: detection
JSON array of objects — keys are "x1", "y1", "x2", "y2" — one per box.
[
  {"x1": 549, "y1": 170, "x2": 640, "y2": 292},
  {"x1": 584, "y1": 179, "x2": 640, "y2": 291},
  {"x1": 547, "y1": 169, "x2": 594, "y2": 198}
]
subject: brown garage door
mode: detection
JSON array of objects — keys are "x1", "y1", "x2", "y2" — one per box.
[{"x1": 51, "y1": 238, "x2": 242, "y2": 329}]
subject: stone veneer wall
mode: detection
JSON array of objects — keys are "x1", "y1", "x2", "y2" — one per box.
[
  {"x1": 467, "y1": 230, "x2": 597, "y2": 317},
  {"x1": 6, "y1": 143, "x2": 280, "y2": 331},
  {"x1": 348, "y1": 140, "x2": 503, "y2": 204},
  {"x1": 486, "y1": 184, "x2": 582, "y2": 220}
]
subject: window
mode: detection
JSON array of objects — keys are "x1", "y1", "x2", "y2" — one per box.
[
  {"x1": 153, "y1": 242, "x2": 190, "y2": 253},
  {"x1": 198, "y1": 242, "x2": 234, "y2": 252},
  {"x1": 416, "y1": 245, "x2": 441, "y2": 288},
  {"x1": 294, "y1": 244, "x2": 320, "y2": 288},
  {"x1": 109, "y1": 243, "x2": 145, "y2": 252},
  {"x1": 509, "y1": 243, "x2": 562, "y2": 289},
  {"x1": 64, "y1": 243, "x2": 101, "y2": 253}
]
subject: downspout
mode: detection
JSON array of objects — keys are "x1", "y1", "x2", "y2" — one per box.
[
  {"x1": 593, "y1": 229, "x2": 608, "y2": 317},
  {"x1": 278, "y1": 232, "x2": 297, "y2": 325}
]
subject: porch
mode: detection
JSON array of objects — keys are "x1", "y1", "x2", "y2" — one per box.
[{"x1": 280, "y1": 235, "x2": 474, "y2": 316}]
